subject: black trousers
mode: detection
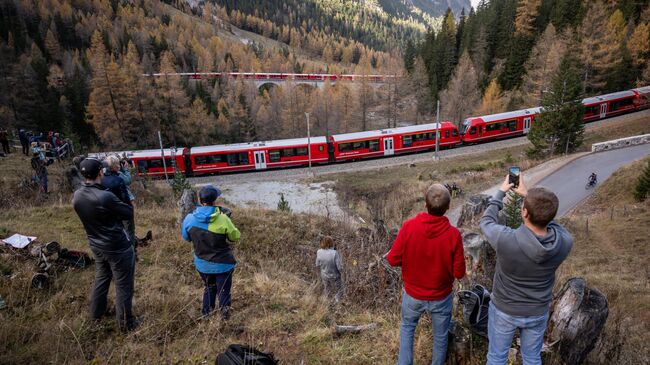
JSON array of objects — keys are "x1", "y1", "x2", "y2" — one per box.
[
  {"x1": 1, "y1": 140, "x2": 9, "y2": 154},
  {"x1": 21, "y1": 141, "x2": 28, "y2": 155},
  {"x1": 90, "y1": 246, "x2": 136, "y2": 329}
]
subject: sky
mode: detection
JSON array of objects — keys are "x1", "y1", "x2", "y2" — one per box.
[{"x1": 470, "y1": 0, "x2": 481, "y2": 8}]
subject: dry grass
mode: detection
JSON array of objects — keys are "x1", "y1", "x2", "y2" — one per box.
[{"x1": 557, "y1": 156, "x2": 650, "y2": 364}]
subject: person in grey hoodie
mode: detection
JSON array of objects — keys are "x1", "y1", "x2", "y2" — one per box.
[
  {"x1": 315, "y1": 235, "x2": 344, "y2": 302},
  {"x1": 480, "y1": 174, "x2": 572, "y2": 365}
]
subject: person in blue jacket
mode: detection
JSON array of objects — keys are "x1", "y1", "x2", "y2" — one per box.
[{"x1": 182, "y1": 185, "x2": 241, "y2": 318}]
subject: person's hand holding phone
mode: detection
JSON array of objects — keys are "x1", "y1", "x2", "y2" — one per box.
[
  {"x1": 513, "y1": 173, "x2": 528, "y2": 197},
  {"x1": 500, "y1": 175, "x2": 514, "y2": 193}
]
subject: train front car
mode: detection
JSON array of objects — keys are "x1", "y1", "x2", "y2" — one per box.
[
  {"x1": 129, "y1": 148, "x2": 186, "y2": 178},
  {"x1": 460, "y1": 108, "x2": 540, "y2": 144},
  {"x1": 632, "y1": 86, "x2": 650, "y2": 111}
]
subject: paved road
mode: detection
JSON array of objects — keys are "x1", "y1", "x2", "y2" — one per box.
[{"x1": 536, "y1": 143, "x2": 650, "y2": 216}]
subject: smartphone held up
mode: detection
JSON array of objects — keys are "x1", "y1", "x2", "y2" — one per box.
[{"x1": 508, "y1": 166, "x2": 520, "y2": 188}]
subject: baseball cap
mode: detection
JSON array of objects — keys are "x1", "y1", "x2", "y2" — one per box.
[
  {"x1": 80, "y1": 158, "x2": 103, "y2": 179},
  {"x1": 199, "y1": 185, "x2": 222, "y2": 204}
]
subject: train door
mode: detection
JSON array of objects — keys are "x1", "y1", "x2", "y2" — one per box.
[
  {"x1": 254, "y1": 150, "x2": 267, "y2": 170},
  {"x1": 600, "y1": 103, "x2": 607, "y2": 118},
  {"x1": 523, "y1": 117, "x2": 532, "y2": 134},
  {"x1": 384, "y1": 137, "x2": 394, "y2": 156}
]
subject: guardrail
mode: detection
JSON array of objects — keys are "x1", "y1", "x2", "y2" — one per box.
[{"x1": 591, "y1": 133, "x2": 650, "y2": 152}]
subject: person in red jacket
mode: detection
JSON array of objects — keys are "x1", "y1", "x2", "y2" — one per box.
[{"x1": 386, "y1": 183, "x2": 466, "y2": 365}]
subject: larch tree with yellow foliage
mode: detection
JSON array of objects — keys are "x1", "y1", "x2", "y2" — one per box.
[{"x1": 478, "y1": 79, "x2": 507, "y2": 116}]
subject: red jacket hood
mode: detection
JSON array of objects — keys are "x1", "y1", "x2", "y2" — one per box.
[{"x1": 415, "y1": 212, "x2": 452, "y2": 239}]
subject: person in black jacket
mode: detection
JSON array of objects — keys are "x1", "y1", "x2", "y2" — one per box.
[
  {"x1": 19, "y1": 129, "x2": 29, "y2": 155},
  {"x1": 72, "y1": 158, "x2": 138, "y2": 331}
]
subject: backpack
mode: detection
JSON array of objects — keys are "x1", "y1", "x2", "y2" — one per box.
[
  {"x1": 216, "y1": 344, "x2": 278, "y2": 365},
  {"x1": 57, "y1": 248, "x2": 94, "y2": 268},
  {"x1": 457, "y1": 284, "x2": 491, "y2": 337}
]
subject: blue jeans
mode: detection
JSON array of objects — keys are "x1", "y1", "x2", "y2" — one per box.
[
  {"x1": 398, "y1": 291, "x2": 452, "y2": 365},
  {"x1": 199, "y1": 270, "x2": 233, "y2": 317},
  {"x1": 487, "y1": 301, "x2": 549, "y2": 365}
]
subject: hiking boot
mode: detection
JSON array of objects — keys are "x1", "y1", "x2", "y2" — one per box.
[{"x1": 120, "y1": 315, "x2": 143, "y2": 332}]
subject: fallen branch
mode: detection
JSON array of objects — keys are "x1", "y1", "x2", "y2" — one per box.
[{"x1": 333, "y1": 323, "x2": 378, "y2": 336}]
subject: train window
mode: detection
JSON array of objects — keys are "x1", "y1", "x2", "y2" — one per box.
[
  {"x1": 445, "y1": 130, "x2": 450, "y2": 138},
  {"x1": 585, "y1": 106, "x2": 598, "y2": 115},
  {"x1": 403, "y1": 135, "x2": 413, "y2": 147},
  {"x1": 611, "y1": 98, "x2": 634, "y2": 110},
  {"x1": 469, "y1": 127, "x2": 476, "y2": 135},
  {"x1": 339, "y1": 143, "x2": 351, "y2": 152},
  {"x1": 269, "y1": 150, "x2": 281, "y2": 162},
  {"x1": 238, "y1": 152, "x2": 249, "y2": 165},
  {"x1": 319, "y1": 145, "x2": 324, "y2": 151},
  {"x1": 369, "y1": 139, "x2": 379, "y2": 151},
  {"x1": 352, "y1": 141, "x2": 366, "y2": 150},
  {"x1": 137, "y1": 160, "x2": 147, "y2": 172},
  {"x1": 227, "y1": 154, "x2": 238, "y2": 166},
  {"x1": 428, "y1": 132, "x2": 437, "y2": 140},
  {"x1": 508, "y1": 120, "x2": 517, "y2": 131},
  {"x1": 283, "y1": 148, "x2": 295, "y2": 157},
  {"x1": 452, "y1": 129, "x2": 458, "y2": 137},
  {"x1": 148, "y1": 158, "x2": 172, "y2": 169},
  {"x1": 296, "y1": 147, "x2": 308, "y2": 156},
  {"x1": 195, "y1": 156, "x2": 208, "y2": 165},
  {"x1": 413, "y1": 133, "x2": 425, "y2": 141}
]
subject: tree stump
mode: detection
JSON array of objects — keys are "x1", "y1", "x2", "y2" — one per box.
[
  {"x1": 178, "y1": 188, "x2": 197, "y2": 224},
  {"x1": 456, "y1": 194, "x2": 491, "y2": 228},
  {"x1": 548, "y1": 277, "x2": 609, "y2": 365},
  {"x1": 462, "y1": 232, "x2": 496, "y2": 288}
]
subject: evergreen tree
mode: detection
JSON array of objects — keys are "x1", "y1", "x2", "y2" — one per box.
[
  {"x1": 521, "y1": 23, "x2": 567, "y2": 106},
  {"x1": 504, "y1": 191, "x2": 524, "y2": 228},
  {"x1": 528, "y1": 55, "x2": 585, "y2": 157},
  {"x1": 633, "y1": 160, "x2": 650, "y2": 202}
]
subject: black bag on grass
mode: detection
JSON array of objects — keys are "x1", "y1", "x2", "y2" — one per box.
[
  {"x1": 457, "y1": 284, "x2": 491, "y2": 337},
  {"x1": 216, "y1": 344, "x2": 278, "y2": 365}
]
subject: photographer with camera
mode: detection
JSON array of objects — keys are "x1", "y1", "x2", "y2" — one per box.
[
  {"x1": 102, "y1": 156, "x2": 135, "y2": 245},
  {"x1": 181, "y1": 185, "x2": 240, "y2": 319},
  {"x1": 72, "y1": 158, "x2": 138, "y2": 332},
  {"x1": 480, "y1": 173, "x2": 573, "y2": 365}
]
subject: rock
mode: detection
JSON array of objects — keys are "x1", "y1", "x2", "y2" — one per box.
[
  {"x1": 178, "y1": 188, "x2": 198, "y2": 224},
  {"x1": 462, "y1": 232, "x2": 496, "y2": 287},
  {"x1": 456, "y1": 194, "x2": 491, "y2": 228},
  {"x1": 548, "y1": 278, "x2": 609, "y2": 365}
]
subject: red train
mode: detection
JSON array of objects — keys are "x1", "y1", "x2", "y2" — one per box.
[
  {"x1": 91, "y1": 86, "x2": 649, "y2": 177},
  {"x1": 460, "y1": 86, "x2": 650, "y2": 144}
]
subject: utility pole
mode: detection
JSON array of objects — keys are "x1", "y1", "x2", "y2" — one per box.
[
  {"x1": 434, "y1": 100, "x2": 440, "y2": 160},
  {"x1": 158, "y1": 131, "x2": 169, "y2": 183},
  {"x1": 305, "y1": 112, "x2": 312, "y2": 175}
]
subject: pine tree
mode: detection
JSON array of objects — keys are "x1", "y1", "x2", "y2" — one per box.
[
  {"x1": 633, "y1": 160, "x2": 650, "y2": 202},
  {"x1": 504, "y1": 191, "x2": 524, "y2": 228},
  {"x1": 528, "y1": 55, "x2": 584, "y2": 157},
  {"x1": 628, "y1": 22, "x2": 650, "y2": 68},
  {"x1": 478, "y1": 79, "x2": 507, "y2": 115},
  {"x1": 156, "y1": 50, "x2": 190, "y2": 146},
  {"x1": 440, "y1": 51, "x2": 480, "y2": 127}
]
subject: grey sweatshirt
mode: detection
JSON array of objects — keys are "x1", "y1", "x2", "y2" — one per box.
[
  {"x1": 479, "y1": 190, "x2": 573, "y2": 316},
  {"x1": 316, "y1": 248, "x2": 342, "y2": 280}
]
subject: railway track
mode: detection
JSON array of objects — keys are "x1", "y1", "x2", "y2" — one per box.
[{"x1": 188, "y1": 108, "x2": 650, "y2": 185}]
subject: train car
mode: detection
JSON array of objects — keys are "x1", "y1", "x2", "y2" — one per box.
[
  {"x1": 188, "y1": 137, "x2": 329, "y2": 175},
  {"x1": 632, "y1": 86, "x2": 650, "y2": 110},
  {"x1": 129, "y1": 148, "x2": 186, "y2": 177},
  {"x1": 582, "y1": 90, "x2": 637, "y2": 122},
  {"x1": 460, "y1": 107, "x2": 541, "y2": 144},
  {"x1": 331, "y1": 122, "x2": 460, "y2": 161}
]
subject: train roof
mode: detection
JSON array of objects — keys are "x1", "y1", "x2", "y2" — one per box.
[
  {"x1": 582, "y1": 90, "x2": 636, "y2": 104},
  {"x1": 331, "y1": 123, "x2": 443, "y2": 142},
  {"x1": 191, "y1": 136, "x2": 328, "y2": 154},
  {"x1": 470, "y1": 108, "x2": 542, "y2": 123},
  {"x1": 88, "y1": 148, "x2": 184, "y2": 159},
  {"x1": 632, "y1": 85, "x2": 650, "y2": 95}
]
